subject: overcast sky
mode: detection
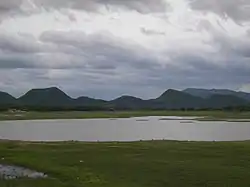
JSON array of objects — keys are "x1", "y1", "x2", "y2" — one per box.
[{"x1": 0, "y1": 0, "x2": 250, "y2": 99}]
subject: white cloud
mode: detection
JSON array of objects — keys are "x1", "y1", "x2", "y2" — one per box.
[
  {"x1": 239, "y1": 84, "x2": 250, "y2": 93},
  {"x1": 0, "y1": 0, "x2": 250, "y2": 99}
]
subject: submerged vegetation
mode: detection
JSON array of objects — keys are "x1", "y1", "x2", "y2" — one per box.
[{"x1": 1, "y1": 140, "x2": 250, "y2": 187}]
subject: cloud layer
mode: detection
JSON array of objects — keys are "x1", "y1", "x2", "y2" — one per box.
[{"x1": 0, "y1": 0, "x2": 250, "y2": 99}]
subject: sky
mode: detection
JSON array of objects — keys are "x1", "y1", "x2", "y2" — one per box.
[{"x1": 0, "y1": 0, "x2": 250, "y2": 99}]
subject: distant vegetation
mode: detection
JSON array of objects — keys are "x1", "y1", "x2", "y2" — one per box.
[{"x1": 0, "y1": 87, "x2": 250, "y2": 111}]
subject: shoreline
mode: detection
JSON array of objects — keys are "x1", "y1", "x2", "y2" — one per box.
[
  {"x1": 1, "y1": 139, "x2": 250, "y2": 144},
  {"x1": 0, "y1": 111, "x2": 250, "y2": 122},
  {"x1": 0, "y1": 117, "x2": 250, "y2": 122}
]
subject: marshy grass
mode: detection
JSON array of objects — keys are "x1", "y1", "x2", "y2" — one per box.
[{"x1": 1, "y1": 140, "x2": 250, "y2": 187}]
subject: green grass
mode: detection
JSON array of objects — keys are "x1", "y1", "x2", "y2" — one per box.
[
  {"x1": 2, "y1": 141, "x2": 250, "y2": 187},
  {"x1": 0, "y1": 111, "x2": 250, "y2": 121}
]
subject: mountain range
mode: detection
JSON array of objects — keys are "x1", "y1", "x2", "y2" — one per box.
[{"x1": 0, "y1": 87, "x2": 249, "y2": 110}]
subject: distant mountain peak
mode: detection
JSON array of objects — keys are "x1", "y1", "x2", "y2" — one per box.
[
  {"x1": 160, "y1": 89, "x2": 180, "y2": 97},
  {"x1": 165, "y1": 89, "x2": 178, "y2": 93},
  {"x1": 115, "y1": 95, "x2": 143, "y2": 100},
  {"x1": 29, "y1": 87, "x2": 62, "y2": 92},
  {"x1": 19, "y1": 87, "x2": 73, "y2": 106},
  {"x1": 160, "y1": 89, "x2": 196, "y2": 99}
]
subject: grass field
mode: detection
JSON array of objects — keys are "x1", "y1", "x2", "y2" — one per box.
[
  {"x1": 0, "y1": 110, "x2": 250, "y2": 121},
  {"x1": 1, "y1": 140, "x2": 250, "y2": 187}
]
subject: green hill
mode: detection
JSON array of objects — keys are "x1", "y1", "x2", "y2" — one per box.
[
  {"x1": 18, "y1": 87, "x2": 74, "y2": 107},
  {"x1": 0, "y1": 91, "x2": 17, "y2": 106},
  {"x1": 109, "y1": 96, "x2": 149, "y2": 109},
  {"x1": 152, "y1": 89, "x2": 205, "y2": 109}
]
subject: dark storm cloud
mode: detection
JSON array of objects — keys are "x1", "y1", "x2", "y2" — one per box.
[
  {"x1": 0, "y1": 0, "x2": 23, "y2": 21},
  {"x1": 142, "y1": 52, "x2": 250, "y2": 93},
  {"x1": 0, "y1": 33, "x2": 42, "y2": 53},
  {"x1": 40, "y1": 30, "x2": 158, "y2": 70},
  {"x1": 0, "y1": 30, "x2": 158, "y2": 72},
  {"x1": 189, "y1": 0, "x2": 250, "y2": 23},
  {"x1": 0, "y1": 0, "x2": 22, "y2": 13},
  {"x1": 1, "y1": 26, "x2": 250, "y2": 99}
]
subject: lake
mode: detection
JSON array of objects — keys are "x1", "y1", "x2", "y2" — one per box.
[{"x1": 0, "y1": 116, "x2": 250, "y2": 142}]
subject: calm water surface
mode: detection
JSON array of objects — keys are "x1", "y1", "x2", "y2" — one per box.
[{"x1": 0, "y1": 116, "x2": 250, "y2": 142}]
